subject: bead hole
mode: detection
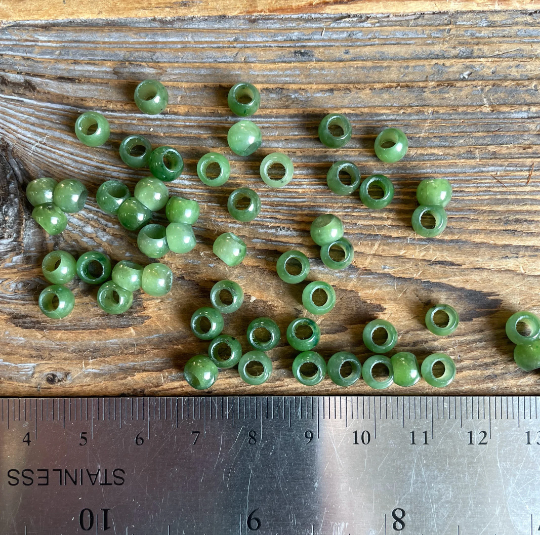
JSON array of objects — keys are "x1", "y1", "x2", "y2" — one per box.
[
  {"x1": 129, "y1": 144, "x2": 147, "y2": 157},
  {"x1": 420, "y1": 211, "x2": 437, "y2": 230},
  {"x1": 313, "y1": 214, "x2": 333, "y2": 228},
  {"x1": 368, "y1": 183, "x2": 385, "y2": 200},
  {"x1": 299, "y1": 362, "x2": 319, "y2": 379},
  {"x1": 340, "y1": 361, "x2": 353, "y2": 379},
  {"x1": 218, "y1": 289, "x2": 234, "y2": 306},
  {"x1": 328, "y1": 120, "x2": 345, "y2": 138},
  {"x1": 235, "y1": 87, "x2": 254, "y2": 105},
  {"x1": 284, "y1": 257, "x2": 303, "y2": 276},
  {"x1": 111, "y1": 290, "x2": 121, "y2": 305},
  {"x1": 49, "y1": 294, "x2": 60, "y2": 311},
  {"x1": 372, "y1": 327, "x2": 389, "y2": 346},
  {"x1": 109, "y1": 184, "x2": 129, "y2": 199},
  {"x1": 433, "y1": 309, "x2": 450, "y2": 328},
  {"x1": 294, "y1": 323, "x2": 313, "y2": 340},
  {"x1": 234, "y1": 195, "x2": 252, "y2": 211},
  {"x1": 197, "y1": 316, "x2": 212, "y2": 334},
  {"x1": 267, "y1": 163, "x2": 286, "y2": 180},
  {"x1": 163, "y1": 154, "x2": 179, "y2": 171},
  {"x1": 517, "y1": 320, "x2": 533, "y2": 337},
  {"x1": 139, "y1": 85, "x2": 158, "y2": 101},
  {"x1": 311, "y1": 288, "x2": 328, "y2": 307},
  {"x1": 431, "y1": 360, "x2": 446, "y2": 378},
  {"x1": 53, "y1": 258, "x2": 62, "y2": 270},
  {"x1": 143, "y1": 225, "x2": 167, "y2": 240},
  {"x1": 338, "y1": 169, "x2": 353, "y2": 186},
  {"x1": 328, "y1": 244, "x2": 346, "y2": 262},
  {"x1": 87, "y1": 260, "x2": 104, "y2": 280},
  {"x1": 371, "y1": 362, "x2": 390, "y2": 382},
  {"x1": 380, "y1": 139, "x2": 396, "y2": 149},
  {"x1": 214, "y1": 342, "x2": 232, "y2": 362},
  {"x1": 253, "y1": 327, "x2": 271, "y2": 343},
  {"x1": 205, "y1": 161, "x2": 222, "y2": 179},
  {"x1": 80, "y1": 117, "x2": 99, "y2": 136},
  {"x1": 245, "y1": 361, "x2": 264, "y2": 377}
]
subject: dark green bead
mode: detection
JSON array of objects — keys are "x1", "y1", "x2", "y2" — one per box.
[
  {"x1": 514, "y1": 341, "x2": 540, "y2": 371},
  {"x1": 286, "y1": 317, "x2": 320, "y2": 351},
  {"x1": 318, "y1": 113, "x2": 352, "y2": 148},
  {"x1": 374, "y1": 127, "x2": 408, "y2": 163},
  {"x1": 363, "y1": 319, "x2": 398, "y2": 354},
  {"x1": 208, "y1": 335, "x2": 243, "y2": 369},
  {"x1": 360, "y1": 174, "x2": 394, "y2": 210},
  {"x1": 302, "y1": 281, "x2": 336, "y2": 315},
  {"x1": 138, "y1": 224, "x2": 169, "y2": 259},
  {"x1": 74, "y1": 111, "x2": 110, "y2": 147},
  {"x1": 96, "y1": 180, "x2": 130, "y2": 215},
  {"x1": 310, "y1": 214, "x2": 344, "y2": 246},
  {"x1": 26, "y1": 177, "x2": 57, "y2": 207},
  {"x1": 391, "y1": 352, "x2": 420, "y2": 387},
  {"x1": 165, "y1": 196, "x2": 199, "y2": 225},
  {"x1": 238, "y1": 351, "x2": 272, "y2": 385},
  {"x1": 149, "y1": 146, "x2": 184, "y2": 182},
  {"x1": 247, "y1": 317, "x2": 280, "y2": 351},
  {"x1": 191, "y1": 307, "x2": 224, "y2": 340},
  {"x1": 276, "y1": 250, "x2": 310, "y2": 284},
  {"x1": 506, "y1": 311, "x2": 540, "y2": 345},
  {"x1": 184, "y1": 355, "x2": 219, "y2": 391},
  {"x1": 119, "y1": 135, "x2": 152, "y2": 169},
  {"x1": 320, "y1": 238, "x2": 354, "y2": 270},
  {"x1": 38, "y1": 285, "x2": 75, "y2": 319},
  {"x1": 32, "y1": 203, "x2": 68, "y2": 235},
  {"x1": 362, "y1": 355, "x2": 394, "y2": 389},
  {"x1": 411, "y1": 205, "x2": 447, "y2": 238},
  {"x1": 228, "y1": 83, "x2": 261, "y2": 117},
  {"x1": 227, "y1": 120, "x2": 262, "y2": 157},
  {"x1": 53, "y1": 179, "x2": 88, "y2": 213},
  {"x1": 425, "y1": 304, "x2": 459, "y2": 336},
  {"x1": 42, "y1": 250, "x2": 76, "y2": 285},
  {"x1": 112, "y1": 260, "x2": 143, "y2": 292},
  {"x1": 76, "y1": 251, "x2": 112, "y2": 285},
  {"x1": 134, "y1": 79, "x2": 169, "y2": 115},
  {"x1": 197, "y1": 152, "x2": 230, "y2": 187},
  {"x1": 166, "y1": 223, "x2": 196, "y2": 254},
  {"x1": 227, "y1": 188, "x2": 261, "y2": 222},
  {"x1": 327, "y1": 352, "x2": 362, "y2": 387},
  {"x1": 213, "y1": 232, "x2": 247, "y2": 267},
  {"x1": 327, "y1": 161, "x2": 361, "y2": 195},
  {"x1": 421, "y1": 353, "x2": 456, "y2": 388},
  {"x1": 117, "y1": 198, "x2": 152, "y2": 231},
  {"x1": 141, "y1": 263, "x2": 173, "y2": 296},
  {"x1": 292, "y1": 351, "x2": 326, "y2": 386},
  {"x1": 97, "y1": 281, "x2": 133, "y2": 315},
  {"x1": 417, "y1": 178, "x2": 452, "y2": 208},
  {"x1": 209, "y1": 280, "x2": 244, "y2": 314},
  {"x1": 260, "y1": 153, "x2": 294, "y2": 188},
  {"x1": 134, "y1": 177, "x2": 169, "y2": 211}
]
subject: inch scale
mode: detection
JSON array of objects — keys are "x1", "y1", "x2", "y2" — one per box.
[{"x1": 0, "y1": 396, "x2": 539, "y2": 534}]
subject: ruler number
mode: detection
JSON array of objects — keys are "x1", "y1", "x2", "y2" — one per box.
[
  {"x1": 248, "y1": 430, "x2": 257, "y2": 445},
  {"x1": 22, "y1": 432, "x2": 31, "y2": 446},
  {"x1": 79, "y1": 508, "x2": 111, "y2": 531},
  {"x1": 526, "y1": 431, "x2": 540, "y2": 445},
  {"x1": 305, "y1": 430, "x2": 314, "y2": 443},
  {"x1": 135, "y1": 432, "x2": 144, "y2": 446},
  {"x1": 468, "y1": 431, "x2": 488, "y2": 445},
  {"x1": 353, "y1": 430, "x2": 371, "y2": 445},
  {"x1": 79, "y1": 432, "x2": 88, "y2": 446},
  {"x1": 192, "y1": 431, "x2": 201, "y2": 445},
  {"x1": 391, "y1": 508, "x2": 406, "y2": 531},
  {"x1": 410, "y1": 431, "x2": 428, "y2": 445},
  {"x1": 247, "y1": 509, "x2": 261, "y2": 530}
]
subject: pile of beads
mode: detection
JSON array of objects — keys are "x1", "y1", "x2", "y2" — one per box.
[
  {"x1": 506, "y1": 311, "x2": 540, "y2": 371},
  {"x1": 412, "y1": 178, "x2": 452, "y2": 238}
]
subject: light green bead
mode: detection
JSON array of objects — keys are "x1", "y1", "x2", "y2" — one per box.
[
  {"x1": 149, "y1": 146, "x2": 184, "y2": 182},
  {"x1": 208, "y1": 335, "x2": 243, "y2": 369},
  {"x1": 421, "y1": 353, "x2": 456, "y2": 388},
  {"x1": 320, "y1": 238, "x2": 354, "y2": 270},
  {"x1": 119, "y1": 135, "x2": 152, "y2": 169},
  {"x1": 134, "y1": 177, "x2": 169, "y2": 211},
  {"x1": 76, "y1": 251, "x2": 112, "y2": 285},
  {"x1": 302, "y1": 281, "x2": 336, "y2": 315},
  {"x1": 213, "y1": 232, "x2": 247, "y2": 267},
  {"x1": 209, "y1": 280, "x2": 244, "y2": 314},
  {"x1": 74, "y1": 111, "x2": 110, "y2": 147},
  {"x1": 38, "y1": 285, "x2": 75, "y2": 319},
  {"x1": 138, "y1": 224, "x2": 169, "y2": 259},
  {"x1": 165, "y1": 196, "x2": 200, "y2": 225},
  {"x1": 514, "y1": 341, "x2": 540, "y2": 372},
  {"x1": 141, "y1": 263, "x2": 173, "y2": 296},
  {"x1": 247, "y1": 317, "x2": 281, "y2": 351},
  {"x1": 318, "y1": 113, "x2": 352, "y2": 148},
  {"x1": 260, "y1": 153, "x2": 294, "y2": 188},
  {"x1": 327, "y1": 161, "x2": 361, "y2": 195},
  {"x1": 53, "y1": 179, "x2": 88, "y2": 213},
  {"x1": 391, "y1": 352, "x2": 420, "y2": 387},
  {"x1": 96, "y1": 180, "x2": 130, "y2": 215},
  {"x1": 411, "y1": 205, "x2": 447, "y2": 238},
  {"x1": 310, "y1": 214, "x2": 344, "y2": 246},
  {"x1": 227, "y1": 188, "x2": 261, "y2": 222},
  {"x1": 26, "y1": 177, "x2": 57, "y2": 207},
  {"x1": 506, "y1": 311, "x2": 540, "y2": 345},
  {"x1": 238, "y1": 351, "x2": 272, "y2": 385},
  {"x1": 359, "y1": 174, "x2": 394, "y2": 210},
  {"x1": 374, "y1": 127, "x2": 408, "y2": 163},
  {"x1": 292, "y1": 351, "x2": 326, "y2": 386},
  {"x1": 191, "y1": 307, "x2": 224, "y2": 340},
  {"x1": 362, "y1": 319, "x2": 398, "y2": 354},
  {"x1": 227, "y1": 120, "x2": 262, "y2": 156},
  {"x1": 97, "y1": 281, "x2": 133, "y2": 315},
  {"x1": 197, "y1": 152, "x2": 230, "y2": 187},
  {"x1": 228, "y1": 83, "x2": 261, "y2": 117},
  {"x1": 134, "y1": 79, "x2": 169, "y2": 115},
  {"x1": 184, "y1": 355, "x2": 218, "y2": 391},
  {"x1": 117, "y1": 198, "x2": 152, "y2": 231},
  {"x1": 416, "y1": 178, "x2": 452, "y2": 208},
  {"x1": 286, "y1": 317, "x2": 320, "y2": 352},
  {"x1": 112, "y1": 260, "x2": 143, "y2": 292},
  {"x1": 362, "y1": 355, "x2": 394, "y2": 389},
  {"x1": 42, "y1": 250, "x2": 77, "y2": 285},
  {"x1": 327, "y1": 352, "x2": 362, "y2": 387},
  {"x1": 276, "y1": 250, "x2": 310, "y2": 284},
  {"x1": 166, "y1": 223, "x2": 196, "y2": 254},
  {"x1": 425, "y1": 304, "x2": 459, "y2": 336},
  {"x1": 32, "y1": 203, "x2": 68, "y2": 235}
]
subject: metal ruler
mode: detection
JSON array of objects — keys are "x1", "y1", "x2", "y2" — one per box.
[{"x1": 0, "y1": 396, "x2": 539, "y2": 535}]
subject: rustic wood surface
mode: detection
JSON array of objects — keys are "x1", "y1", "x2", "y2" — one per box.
[{"x1": 0, "y1": 10, "x2": 540, "y2": 396}]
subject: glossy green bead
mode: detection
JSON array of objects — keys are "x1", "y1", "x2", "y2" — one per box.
[
  {"x1": 292, "y1": 351, "x2": 326, "y2": 386},
  {"x1": 227, "y1": 188, "x2": 261, "y2": 222},
  {"x1": 32, "y1": 203, "x2": 68, "y2": 235},
  {"x1": 247, "y1": 317, "x2": 281, "y2": 351},
  {"x1": 210, "y1": 280, "x2": 244, "y2": 314},
  {"x1": 149, "y1": 146, "x2": 184, "y2": 182},
  {"x1": 514, "y1": 341, "x2": 540, "y2": 371},
  {"x1": 286, "y1": 317, "x2": 320, "y2": 352},
  {"x1": 302, "y1": 281, "x2": 336, "y2": 316},
  {"x1": 421, "y1": 353, "x2": 456, "y2": 388},
  {"x1": 119, "y1": 135, "x2": 152, "y2": 168},
  {"x1": 327, "y1": 352, "x2": 362, "y2": 387},
  {"x1": 134, "y1": 177, "x2": 169, "y2": 211},
  {"x1": 213, "y1": 232, "x2": 247, "y2": 267},
  {"x1": 506, "y1": 311, "x2": 540, "y2": 345},
  {"x1": 38, "y1": 285, "x2": 75, "y2": 319},
  {"x1": 117, "y1": 198, "x2": 152, "y2": 231},
  {"x1": 97, "y1": 281, "x2": 133, "y2": 315},
  {"x1": 260, "y1": 153, "x2": 294, "y2": 188},
  {"x1": 197, "y1": 152, "x2": 230, "y2": 187},
  {"x1": 363, "y1": 319, "x2": 398, "y2": 354},
  {"x1": 112, "y1": 260, "x2": 143, "y2": 292},
  {"x1": 310, "y1": 214, "x2": 344, "y2": 246},
  {"x1": 417, "y1": 178, "x2": 452, "y2": 208},
  {"x1": 138, "y1": 224, "x2": 169, "y2": 259},
  {"x1": 327, "y1": 161, "x2": 361, "y2": 195},
  {"x1": 320, "y1": 238, "x2": 354, "y2": 270},
  {"x1": 228, "y1": 83, "x2": 261, "y2": 117},
  {"x1": 208, "y1": 335, "x2": 243, "y2": 369},
  {"x1": 42, "y1": 250, "x2": 76, "y2": 285},
  {"x1": 391, "y1": 352, "x2": 420, "y2": 387},
  {"x1": 74, "y1": 111, "x2": 110, "y2": 147},
  {"x1": 227, "y1": 120, "x2": 262, "y2": 157},
  {"x1": 411, "y1": 205, "x2": 447, "y2": 238},
  {"x1": 425, "y1": 304, "x2": 459, "y2": 336},
  {"x1": 141, "y1": 263, "x2": 173, "y2": 296},
  {"x1": 165, "y1": 223, "x2": 196, "y2": 254},
  {"x1": 318, "y1": 113, "x2": 352, "y2": 148},
  {"x1": 362, "y1": 355, "x2": 394, "y2": 389},
  {"x1": 53, "y1": 179, "x2": 88, "y2": 213},
  {"x1": 96, "y1": 180, "x2": 130, "y2": 215},
  {"x1": 276, "y1": 250, "x2": 310, "y2": 284},
  {"x1": 191, "y1": 307, "x2": 224, "y2": 340},
  {"x1": 374, "y1": 127, "x2": 408, "y2": 163},
  {"x1": 238, "y1": 351, "x2": 272, "y2": 385},
  {"x1": 26, "y1": 177, "x2": 57, "y2": 207},
  {"x1": 360, "y1": 174, "x2": 394, "y2": 210},
  {"x1": 76, "y1": 251, "x2": 112, "y2": 285},
  {"x1": 165, "y1": 196, "x2": 200, "y2": 225},
  {"x1": 184, "y1": 355, "x2": 218, "y2": 391},
  {"x1": 134, "y1": 79, "x2": 169, "y2": 115}
]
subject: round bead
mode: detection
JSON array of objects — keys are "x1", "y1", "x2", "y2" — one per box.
[
  {"x1": 286, "y1": 317, "x2": 320, "y2": 352},
  {"x1": 238, "y1": 351, "x2": 272, "y2": 385},
  {"x1": 38, "y1": 285, "x2": 75, "y2": 319},
  {"x1": 141, "y1": 263, "x2": 173, "y2": 297},
  {"x1": 119, "y1": 135, "x2": 152, "y2": 169},
  {"x1": 260, "y1": 153, "x2": 294, "y2": 188},
  {"x1": 209, "y1": 280, "x2": 244, "y2": 314},
  {"x1": 76, "y1": 251, "x2": 112, "y2": 285},
  {"x1": 53, "y1": 179, "x2": 88, "y2": 213},
  {"x1": 227, "y1": 188, "x2": 261, "y2": 222},
  {"x1": 411, "y1": 205, "x2": 448, "y2": 238},
  {"x1": 97, "y1": 281, "x2": 133, "y2": 315},
  {"x1": 327, "y1": 352, "x2": 362, "y2": 387},
  {"x1": 134, "y1": 79, "x2": 169, "y2": 115},
  {"x1": 213, "y1": 232, "x2": 247, "y2": 267},
  {"x1": 310, "y1": 214, "x2": 344, "y2": 246},
  {"x1": 42, "y1": 250, "x2": 77, "y2": 285},
  {"x1": 292, "y1": 351, "x2": 326, "y2": 386},
  {"x1": 326, "y1": 161, "x2": 361, "y2": 195},
  {"x1": 191, "y1": 307, "x2": 224, "y2": 340},
  {"x1": 374, "y1": 127, "x2": 408, "y2": 163},
  {"x1": 134, "y1": 177, "x2": 169, "y2": 211},
  {"x1": 320, "y1": 238, "x2": 354, "y2": 270},
  {"x1": 208, "y1": 335, "x2": 243, "y2": 369},
  {"x1": 302, "y1": 281, "x2": 336, "y2": 316},
  {"x1": 197, "y1": 152, "x2": 230, "y2": 187},
  {"x1": 391, "y1": 352, "x2": 420, "y2": 387},
  {"x1": 112, "y1": 260, "x2": 143, "y2": 292},
  {"x1": 74, "y1": 111, "x2": 110, "y2": 147},
  {"x1": 227, "y1": 120, "x2": 262, "y2": 157},
  {"x1": 117, "y1": 198, "x2": 152, "y2": 231},
  {"x1": 96, "y1": 180, "x2": 130, "y2": 215},
  {"x1": 425, "y1": 304, "x2": 459, "y2": 336},
  {"x1": 359, "y1": 174, "x2": 394, "y2": 210},
  {"x1": 514, "y1": 341, "x2": 540, "y2": 372},
  {"x1": 506, "y1": 311, "x2": 540, "y2": 346},
  {"x1": 32, "y1": 203, "x2": 68, "y2": 235},
  {"x1": 228, "y1": 83, "x2": 261, "y2": 117},
  {"x1": 247, "y1": 317, "x2": 281, "y2": 351},
  {"x1": 166, "y1": 223, "x2": 196, "y2": 254},
  {"x1": 421, "y1": 353, "x2": 456, "y2": 388},
  {"x1": 363, "y1": 319, "x2": 398, "y2": 354},
  {"x1": 166, "y1": 196, "x2": 200, "y2": 225},
  {"x1": 416, "y1": 178, "x2": 452, "y2": 208},
  {"x1": 149, "y1": 146, "x2": 184, "y2": 182},
  {"x1": 138, "y1": 224, "x2": 169, "y2": 259},
  {"x1": 26, "y1": 177, "x2": 57, "y2": 207},
  {"x1": 184, "y1": 355, "x2": 218, "y2": 391},
  {"x1": 276, "y1": 250, "x2": 310, "y2": 284},
  {"x1": 362, "y1": 355, "x2": 394, "y2": 389},
  {"x1": 318, "y1": 113, "x2": 352, "y2": 148}
]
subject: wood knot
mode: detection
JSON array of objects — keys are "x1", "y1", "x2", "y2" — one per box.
[{"x1": 45, "y1": 371, "x2": 70, "y2": 385}]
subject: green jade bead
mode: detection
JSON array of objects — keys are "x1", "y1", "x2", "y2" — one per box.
[
  {"x1": 417, "y1": 178, "x2": 452, "y2": 208},
  {"x1": 318, "y1": 113, "x2": 352, "y2": 148},
  {"x1": 53, "y1": 179, "x2": 88, "y2": 213},
  {"x1": 117, "y1": 198, "x2": 152, "y2": 231},
  {"x1": 74, "y1": 111, "x2": 110, "y2": 147},
  {"x1": 166, "y1": 223, "x2": 196, "y2": 254},
  {"x1": 227, "y1": 120, "x2": 262, "y2": 157},
  {"x1": 210, "y1": 280, "x2": 244, "y2": 314},
  {"x1": 327, "y1": 352, "x2": 362, "y2": 387},
  {"x1": 184, "y1": 355, "x2": 219, "y2": 391},
  {"x1": 292, "y1": 351, "x2": 326, "y2": 386},
  {"x1": 38, "y1": 285, "x2": 75, "y2": 319},
  {"x1": 208, "y1": 335, "x2": 243, "y2": 369},
  {"x1": 227, "y1": 188, "x2": 261, "y2": 222},
  {"x1": 425, "y1": 304, "x2": 459, "y2": 336},
  {"x1": 514, "y1": 341, "x2": 540, "y2": 372},
  {"x1": 238, "y1": 351, "x2": 272, "y2": 385},
  {"x1": 247, "y1": 317, "x2": 281, "y2": 351},
  {"x1": 149, "y1": 146, "x2": 184, "y2": 182},
  {"x1": 374, "y1": 127, "x2": 408, "y2": 163},
  {"x1": 320, "y1": 238, "x2": 354, "y2": 270},
  {"x1": 228, "y1": 83, "x2": 261, "y2": 117},
  {"x1": 119, "y1": 135, "x2": 152, "y2": 169},
  {"x1": 310, "y1": 214, "x2": 344, "y2": 246},
  {"x1": 32, "y1": 203, "x2": 68, "y2": 235},
  {"x1": 112, "y1": 260, "x2": 143, "y2": 292},
  {"x1": 276, "y1": 250, "x2": 310, "y2": 284},
  {"x1": 26, "y1": 177, "x2": 57, "y2": 207},
  {"x1": 141, "y1": 263, "x2": 173, "y2": 296},
  {"x1": 260, "y1": 153, "x2": 294, "y2": 188},
  {"x1": 96, "y1": 180, "x2": 130, "y2": 215},
  {"x1": 421, "y1": 353, "x2": 456, "y2": 388},
  {"x1": 411, "y1": 205, "x2": 448, "y2": 238},
  {"x1": 391, "y1": 352, "x2": 420, "y2": 387},
  {"x1": 360, "y1": 174, "x2": 394, "y2": 210},
  {"x1": 213, "y1": 232, "x2": 247, "y2": 267},
  {"x1": 362, "y1": 355, "x2": 394, "y2": 390},
  {"x1": 302, "y1": 281, "x2": 336, "y2": 315},
  {"x1": 506, "y1": 311, "x2": 540, "y2": 345},
  {"x1": 76, "y1": 251, "x2": 112, "y2": 285},
  {"x1": 97, "y1": 281, "x2": 133, "y2": 315},
  {"x1": 138, "y1": 224, "x2": 169, "y2": 259},
  {"x1": 191, "y1": 307, "x2": 224, "y2": 340},
  {"x1": 134, "y1": 177, "x2": 169, "y2": 211},
  {"x1": 286, "y1": 317, "x2": 320, "y2": 352},
  {"x1": 327, "y1": 161, "x2": 361, "y2": 196},
  {"x1": 42, "y1": 250, "x2": 77, "y2": 285},
  {"x1": 363, "y1": 319, "x2": 398, "y2": 354},
  {"x1": 166, "y1": 196, "x2": 199, "y2": 225},
  {"x1": 134, "y1": 79, "x2": 169, "y2": 115},
  {"x1": 197, "y1": 152, "x2": 230, "y2": 187}
]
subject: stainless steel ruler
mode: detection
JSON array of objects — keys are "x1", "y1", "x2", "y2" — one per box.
[{"x1": 0, "y1": 396, "x2": 539, "y2": 535}]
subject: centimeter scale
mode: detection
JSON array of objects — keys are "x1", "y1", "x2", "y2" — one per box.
[{"x1": 0, "y1": 396, "x2": 539, "y2": 534}]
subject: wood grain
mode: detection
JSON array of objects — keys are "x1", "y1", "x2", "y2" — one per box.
[{"x1": 0, "y1": 10, "x2": 540, "y2": 396}]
